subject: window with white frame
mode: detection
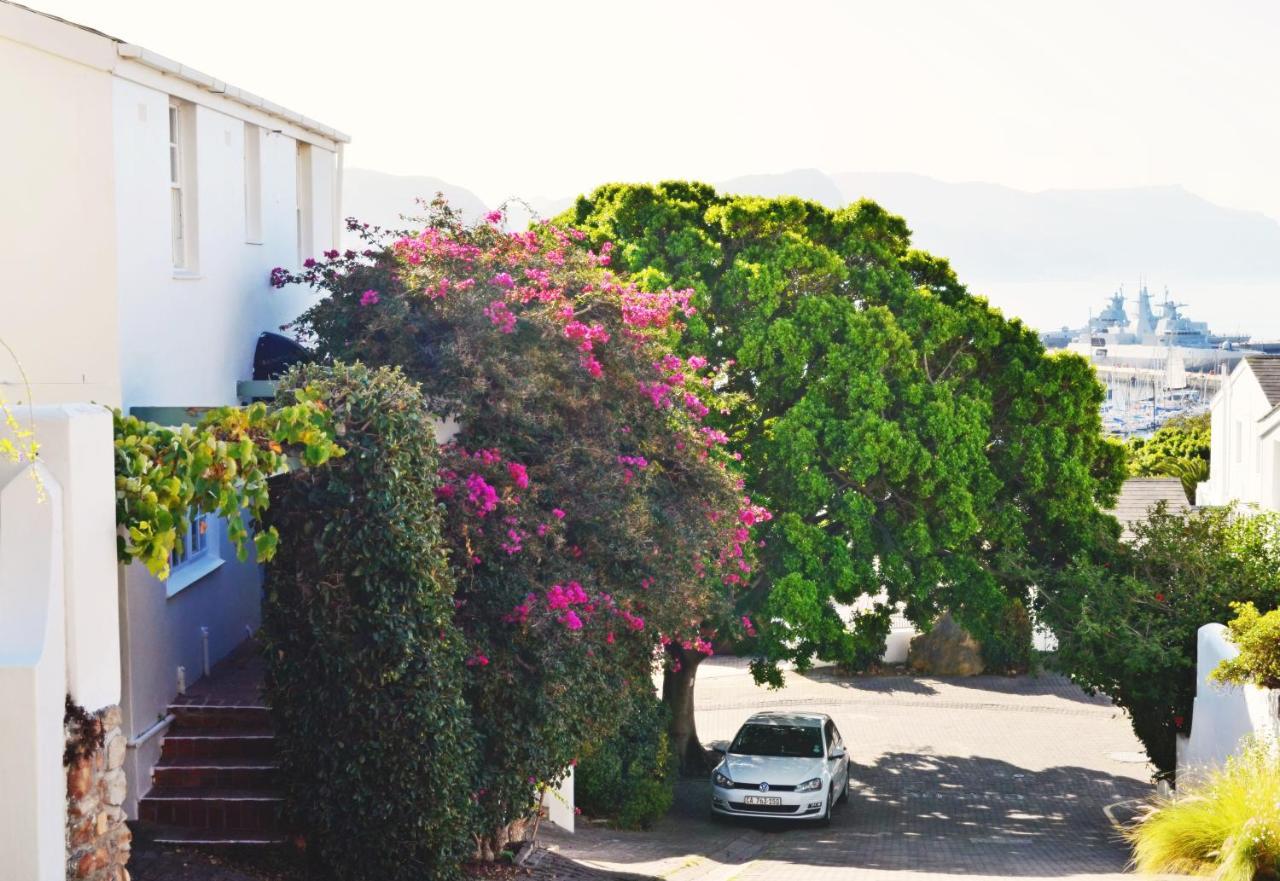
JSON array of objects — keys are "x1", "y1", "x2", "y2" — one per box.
[
  {"x1": 296, "y1": 141, "x2": 313, "y2": 265},
  {"x1": 244, "y1": 122, "x2": 263, "y2": 243},
  {"x1": 167, "y1": 507, "x2": 221, "y2": 596},
  {"x1": 169, "y1": 99, "x2": 198, "y2": 270}
]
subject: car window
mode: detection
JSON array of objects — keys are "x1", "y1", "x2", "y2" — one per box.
[
  {"x1": 729, "y1": 723, "x2": 824, "y2": 758},
  {"x1": 824, "y1": 720, "x2": 835, "y2": 752},
  {"x1": 831, "y1": 723, "x2": 844, "y2": 750}
]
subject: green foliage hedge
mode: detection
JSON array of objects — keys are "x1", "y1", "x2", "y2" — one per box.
[
  {"x1": 1041, "y1": 505, "x2": 1280, "y2": 775},
  {"x1": 260, "y1": 363, "x2": 475, "y2": 881},
  {"x1": 576, "y1": 690, "x2": 675, "y2": 830}
]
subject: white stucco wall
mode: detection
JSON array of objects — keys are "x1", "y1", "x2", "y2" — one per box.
[
  {"x1": 112, "y1": 75, "x2": 333, "y2": 410},
  {"x1": 1178, "y1": 623, "x2": 1278, "y2": 786},
  {"x1": 0, "y1": 459, "x2": 65, "y2": 881},
  {"x1": 0, "y1": 10, "x2": 121, "y2": 407}
]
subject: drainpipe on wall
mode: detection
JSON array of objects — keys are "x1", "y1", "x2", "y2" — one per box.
[{"x1": 333, "y1": 141, "x2": 345, "y2": 249}]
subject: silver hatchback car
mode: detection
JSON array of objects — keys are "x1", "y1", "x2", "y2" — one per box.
[{"x1": 711, "y1": 711, "x2": 851, "y2": 823}]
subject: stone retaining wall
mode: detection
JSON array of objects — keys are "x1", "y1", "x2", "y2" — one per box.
[{"x1": 66, "y1": 705, "x2": 131, "y2": 881}]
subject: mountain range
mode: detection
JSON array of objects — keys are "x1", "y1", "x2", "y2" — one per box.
[{"x1": 341, "y1": 167, "x2": 1280, "y2": 332}]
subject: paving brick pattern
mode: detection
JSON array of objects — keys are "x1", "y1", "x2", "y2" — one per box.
[{"x1": 535, "y1": 660, "x2": 1158, "y2": 881}]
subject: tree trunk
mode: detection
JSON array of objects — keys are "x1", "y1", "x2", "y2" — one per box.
[{"x1": 662, "y1": 646, "x2": 709, "y2": 776}]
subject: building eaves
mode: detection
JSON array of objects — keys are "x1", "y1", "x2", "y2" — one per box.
[{"x1": 2, "y1": 0, "x2": 349, "y2": 144}]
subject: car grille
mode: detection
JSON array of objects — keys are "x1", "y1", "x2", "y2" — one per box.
[
  {"x1": 730, "y1": 782, "x2": 797, "y2": 792},
  {"x1": 729, "y1": 802, "x2": 800, "y2": 813}
]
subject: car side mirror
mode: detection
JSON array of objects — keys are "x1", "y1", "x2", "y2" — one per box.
[{"x1": 829, "y1": 747, "x2": 845, "y2": 759}]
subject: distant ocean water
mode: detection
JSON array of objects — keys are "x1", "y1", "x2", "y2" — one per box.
[{"x1": 971, "y1": 280, "x2": 1280, "y2": 341}]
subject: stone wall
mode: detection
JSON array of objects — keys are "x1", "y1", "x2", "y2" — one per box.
[{"x1": 66, "y1": 704, "x2": 131, "y2": 881}]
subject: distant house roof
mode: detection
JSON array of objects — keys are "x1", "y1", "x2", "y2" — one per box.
[
  {"x1": 1107, "y1": 477, "x2": 1192, "y2": 541},
  {"x1": 1244, "y1": 356, "x2": 1280, "y2": 409},
  {"x1": 1, "y1": 0, "x2": 349, "y2": 144}
]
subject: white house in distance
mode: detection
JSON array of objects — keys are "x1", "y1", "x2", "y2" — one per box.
[
  {"x1": 1, "y1": 2, "x2": 345, "y2": 876},
  {"x1": 1196, "y1": 355, "x2": 1280, "y2": 511}
]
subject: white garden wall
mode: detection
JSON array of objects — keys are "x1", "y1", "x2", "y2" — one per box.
[
  {"x1": 1177, "y1": 622, "x2": 1279, "y2": 785},
  {"x1": 0, "y1": 404, "x2": 120, "y2": 880}
]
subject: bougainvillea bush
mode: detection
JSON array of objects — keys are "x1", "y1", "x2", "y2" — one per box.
[
  {"x1": 276, "y1": 200, "x2": 763, "y2": 850},
  {"x1": 261, "y1": 363, "x2": 476, "y2": 881}
]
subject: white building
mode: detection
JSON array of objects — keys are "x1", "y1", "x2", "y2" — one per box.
[
  {"x1": 1, "y1": 3, "x2": 346, "y2": 875},
  {"x1": 1196, "y1": 356, "x2": 1280, "y2": 511}
]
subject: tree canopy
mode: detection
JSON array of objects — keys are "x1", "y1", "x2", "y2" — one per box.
[
  {"x1": 1125, "y1": 412, "x2": 1211, "y2": 502},
  {"x1": 560, "y1": 182, "x2": 1126, "y2": 676}
]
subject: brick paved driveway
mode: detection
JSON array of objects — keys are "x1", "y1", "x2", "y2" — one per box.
[{"x1": 534, "y1": 659, "x2": 1157, "y2": 881}]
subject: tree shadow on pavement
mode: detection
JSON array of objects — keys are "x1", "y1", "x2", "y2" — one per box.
[
  {"x1": 547, "y1": 755, "x2": 1151, "y2": 880},
  {"x1": 805, "y1": 667, "x2": 1118, "y2": 709},
  {"x1": 758, "y1": 751, "x2": 1151, "y2": 877}
]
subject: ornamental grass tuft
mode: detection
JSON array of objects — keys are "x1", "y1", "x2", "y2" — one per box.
[{"x1": 1128, "y1": 742, "x2": 1280, "y2": 881}]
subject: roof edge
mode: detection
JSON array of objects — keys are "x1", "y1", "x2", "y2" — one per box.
[{"x1": 116, "y1": 43, "x2": 350, "y2": 144}]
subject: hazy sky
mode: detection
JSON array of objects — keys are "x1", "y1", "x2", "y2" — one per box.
[{"x1": 32, "y1": 0, "x2": 1280, "y2": 218}]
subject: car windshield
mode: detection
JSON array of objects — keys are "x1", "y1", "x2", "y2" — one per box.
[{"x1": 729, "y1": 723, "x2": 824, "y2": 758}]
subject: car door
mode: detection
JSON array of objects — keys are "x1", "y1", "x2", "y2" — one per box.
[
  {"x1": 829, "y1": 721, "x2": 850, "y2": 791},
  {"x1": 823, "y1": 720, "x2": 843, "y2": 795}
]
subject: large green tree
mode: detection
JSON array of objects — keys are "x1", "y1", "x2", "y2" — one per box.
[{"x1": 561, "y1": 183, "x2": 1124, "y2": 761}]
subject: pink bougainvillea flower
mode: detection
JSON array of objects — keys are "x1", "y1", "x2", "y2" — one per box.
[
  {"x1": 485, "y1": 210, "x2": 504, "y2": 224},
  {"x1": 492, "y1": 271, "x2": 515, "y2": 288},
  {"x1": 559, "y1": 610, "x2": 584, "y2": 630},
  {"x1": 507, "y1": 461, "x2": 530, "y2": 489},
  {"x1": 552, "y1": 508, "x2": 566, "y2": 519},
  {"x1": 465, "y1": 473, "x2": 499, "y2": 516},
  {"x1": 483, "y1": 299, "x2": 517, "y2": 333},
  {"x1": 360, "y1": 289, "x2": 380, "y2": 306}
]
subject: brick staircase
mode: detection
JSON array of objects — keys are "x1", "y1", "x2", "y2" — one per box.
[
  {"x1": 137, "y1": 645, "x2": 284, "y2": 845},
  {"x1": 139, "y1": 702, "x2": 283, "y2": 845}
]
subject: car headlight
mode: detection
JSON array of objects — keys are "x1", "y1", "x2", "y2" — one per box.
[
  {"x1": 713, "y1": 770, "x2": 733, "y2": 788},
  {"x1": 795, "y1": 777, "x2": 823, "y2": 792}
]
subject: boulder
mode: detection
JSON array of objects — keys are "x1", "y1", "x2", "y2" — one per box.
[{"x1": 907, "y1": 613, "x2": 984, "y2": 676}]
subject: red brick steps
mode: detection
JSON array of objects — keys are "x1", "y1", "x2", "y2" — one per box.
[{"x1": 136, "y1": 701, "x2": 284, "y2": 845}]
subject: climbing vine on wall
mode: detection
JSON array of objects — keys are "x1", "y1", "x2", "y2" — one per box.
[{"x1": 113, "y1": 394, "x2": 343, "y2": 580}]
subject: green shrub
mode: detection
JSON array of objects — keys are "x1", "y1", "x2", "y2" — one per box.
[
  {"x1": 1128, "y1": 743, "x2": 1280, "y2": 881},
  {"x1": 577, "y1": 690, "x2": 675, "y2": 829},
  {"x1": 1214, "y1": 602, "x2": 1280, "y2": 690},
  {"x1": 260, "y1": 363, "x2": 475, "y2": 881},
  {"x1": 1041, "y1": 505, "x2": 1280, "y2": 776}
]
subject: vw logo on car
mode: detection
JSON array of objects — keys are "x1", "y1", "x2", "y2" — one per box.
[{"x1": 711, "y1": 711, "x2": 850, "y2": 825}]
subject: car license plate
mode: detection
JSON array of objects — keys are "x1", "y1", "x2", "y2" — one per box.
[{"x1": 743, "y1": 795, "x2": 782, "y2": 806}]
